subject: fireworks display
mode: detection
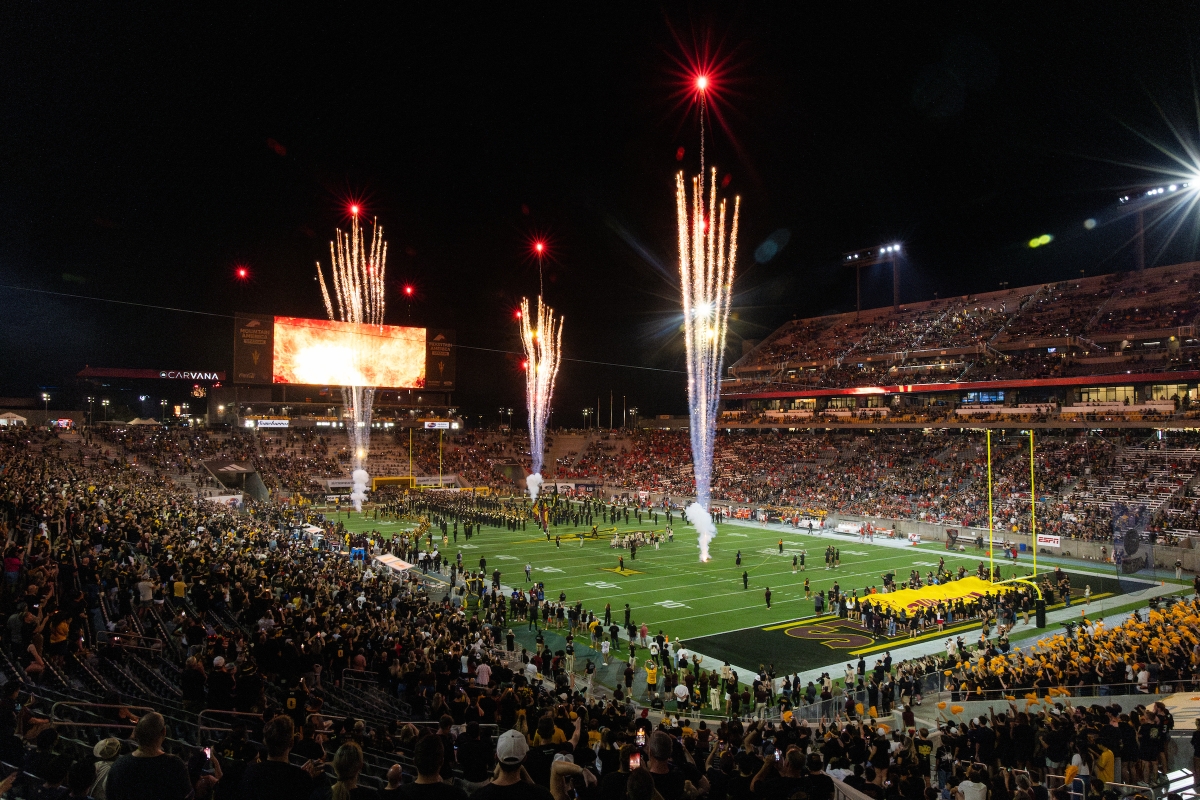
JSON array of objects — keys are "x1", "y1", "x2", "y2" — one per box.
[
  {"x1": 315, "y1": 211, "x2": 389, "y2": 510},
  {"x1": 519, "y1": 295, "x2": 564, "y2": 502},
  {"x1": 676, "y1": 167, "x2": 740, "y2": 560}
]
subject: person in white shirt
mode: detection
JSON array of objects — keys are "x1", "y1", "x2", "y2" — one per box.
[
  {"x1": 956, "y1": 768, "x2": 989, "y2": 800},
  {"x1": 475, "y1": 662, "x2": 491, "y2": 686},
  {"x1": 601, "y1": 639, "x2": 610, "y2": 665}
]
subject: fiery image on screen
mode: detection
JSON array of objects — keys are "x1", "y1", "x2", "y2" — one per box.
[{"x1": 272, "y1": 316, "x2": 426, "y2": 388}]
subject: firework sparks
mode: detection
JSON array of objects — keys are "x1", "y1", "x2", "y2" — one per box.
[
  {"x1": 316, "y1": 211, "x2": 388, "y2": 511},
  {"x1": 519, "y1": 296, "x2": 563, "y2": 502},
  {"x1": 676, "y1": 167, "x2": 740, "y2": 561}
]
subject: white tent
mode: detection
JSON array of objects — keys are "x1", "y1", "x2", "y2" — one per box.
[
  {"x1": 373, "y1": 554, "x2": 413, "y2": 575},
  {"x1": 126, "y1": 417, "x2": 162, "y2": 426},
  {"x1": 0, "y1": 412, "x2": 27, "y2": 426}
]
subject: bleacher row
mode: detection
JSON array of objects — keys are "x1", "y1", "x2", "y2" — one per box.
[
  {"x1": 0, "y1": 545, "x2": 429, "y2": 795},
  {"x1": 729, "y1": 261, "x2": 1200, "y2": 389}
]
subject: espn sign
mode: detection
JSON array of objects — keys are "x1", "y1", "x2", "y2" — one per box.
[{"x1": 1035, "y1": 533, "x2": 1061, "y2": 549}]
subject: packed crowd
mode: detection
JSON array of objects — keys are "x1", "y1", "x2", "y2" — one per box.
[{"x1": 730, "y1": 265, "x2": 1200, "y2": 390}]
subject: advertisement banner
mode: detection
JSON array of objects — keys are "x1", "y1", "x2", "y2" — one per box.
[
  {"x1": 254, "y1": 419, "x2": 289, "y2": 428},
  {"x1": 233, "y1": 313, "x2": 274, "y2": 385},
  {"x1": 425, "y1": 329, "x2": 456, "y2": 390},
  {"x1": 1036, "y1": 533, "x2": 1062, "y2": 549}
]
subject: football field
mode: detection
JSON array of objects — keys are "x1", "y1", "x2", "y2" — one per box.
[{"x1": 332, "y1": 504, "x2": 1155, "y2": 675}]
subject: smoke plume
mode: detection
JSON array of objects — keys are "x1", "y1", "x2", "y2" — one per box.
[
  {"x1": 350, "y1": 468, "x2": 369, "y2": 512},
  {"x1": 685, "y1": 502, "x2": 717, "y2": 561},
  {"x1": 526, "y1": 472, "x2": 544, "y2": 503}
]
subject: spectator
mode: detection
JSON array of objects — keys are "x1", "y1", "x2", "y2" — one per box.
[
  {"x1": 395, "y1": 735, "x2": 467, "y2": 799},
  {"x1": 236, "y1": 715, "x2": 321, "y2": 800},
  {"x1": 469, "y1": 729, "x2": 552, "y2": 800},
  {"x1": 91, "y1": 737, "x2": 122, "y2": 800},
  {"x1": 104, "y1": 713, "x2": 191, "y2": 800}
]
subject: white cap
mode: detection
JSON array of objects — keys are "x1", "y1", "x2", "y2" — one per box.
[
  {"x1": 496, "y1": 730, "x2": 529, "y2": 765},
  {"x1": 213, "y1": 656, "x2": 225, "y2": 668}
]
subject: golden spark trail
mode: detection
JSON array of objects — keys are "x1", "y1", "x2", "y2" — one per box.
[
  {"x1": 315, "y1": 212, "x2": 388, "y2": 510},
  {"x1": 676, "y1": 167, "x2": 740, "y2": 561},
  {"x1": 519, "y1": 296, "x2": 563, "y2": 502}
]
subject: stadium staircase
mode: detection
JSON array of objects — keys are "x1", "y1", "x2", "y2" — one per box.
[{"x1": 544, "y1": 432, "x2": 590, "y2": 476}]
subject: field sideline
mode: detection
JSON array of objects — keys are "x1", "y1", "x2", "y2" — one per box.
[{"x1": 331, "y1": 505, "x2": 1151, "y2": 662}]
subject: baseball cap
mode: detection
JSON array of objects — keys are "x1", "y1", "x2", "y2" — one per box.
[
  {"x1": 496, "y1": 729, "x2": 529, "y2": 765},
  {"x1": 213, "y1": 656, "x2": 225, "y2": 668}
]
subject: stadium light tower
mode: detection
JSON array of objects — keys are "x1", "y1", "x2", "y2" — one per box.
[
  {"x1": 1117, "y1": 180, "x2": 1195, "y2": 271},
  {"x1": 843, "y1": 243, "x2": 902, "y2": 316}
]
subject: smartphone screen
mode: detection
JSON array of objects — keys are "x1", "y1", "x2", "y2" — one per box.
[
  {"x1": 204, "y1": 747, "x2": 212, "y2": 760},
  {"x1": 635, "y1": 731, "x2": 646, "y2": 747},
  {"x1": 775, "y1": 749, "x2": 782, "y2": 762},
  {"x1": 629, "y1": 753, "x2": 641, "y2": 769}
]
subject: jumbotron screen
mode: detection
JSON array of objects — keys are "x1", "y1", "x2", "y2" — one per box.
[{"x1": 272, "y1": 316, "x2": 427, "y2": 388}]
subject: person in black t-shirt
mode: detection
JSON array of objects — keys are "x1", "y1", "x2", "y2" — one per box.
[
  {"x1": 236, "y1": 715, "x2": 322, "y2": 800},
  {"x1": 469, "y1": 729, "x2": 553, "y2": 800},
  {"x1": 105, "y1": 712, "x2": 191, "y2": 800},
  {"x1": 806, "y1": 753, "x2": 835, "y2": 800},
  {"x1": 394, "y1": 735, "x2": 467, "y2": 800}
]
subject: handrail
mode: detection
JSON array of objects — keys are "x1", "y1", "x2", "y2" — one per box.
[
  {"x1": 342, "y1": 668, "x2": 380, "y2": 684},
  {"x1": 97, "y1": 630, "x2": 165, "y2": 651},
  {"x1": 51, "y1": 701, "x2": 156, "y2": 726},
  {"x1": 197, "y1": 708, "x2": 265, "y2": 737}
]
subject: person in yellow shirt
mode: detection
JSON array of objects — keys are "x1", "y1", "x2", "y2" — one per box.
[
  {"x1": 645, "y1": 662, "x2": 658, "y2": 698},
  {"x1": 1091, "y1": 738, "x2": 1114, "y2": 784}
]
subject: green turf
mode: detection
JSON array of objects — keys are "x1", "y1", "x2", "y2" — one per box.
[{"x1": 328, "y1": 503, "x2": 1158, "y2": 674}]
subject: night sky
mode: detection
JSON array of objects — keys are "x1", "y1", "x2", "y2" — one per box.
[{"x1": 3, "y1": 5, "x2": 1200, "y2": 422}]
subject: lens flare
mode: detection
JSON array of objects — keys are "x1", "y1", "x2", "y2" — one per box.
[
  {"x1": 676, "y1": 167, "x2": 740, "y2": 561},
  {"x1": 519, "y1": 296, "x2": 564, "y2": 501},
  {"x1": 315, "y1": 213, "x2": 388, "y2": 510}
]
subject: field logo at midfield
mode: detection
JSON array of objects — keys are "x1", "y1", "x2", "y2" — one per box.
[
  {"x1": 782, "y1": 620, "x2": 873, "y2": 650},
  {"x1": 602, "y1": 567, "x2": 643, "y2": 576}
]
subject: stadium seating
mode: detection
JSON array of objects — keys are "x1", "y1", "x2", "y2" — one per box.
[{"x1": 729, "y1": 262, "x2": 1200, "y2": 390}]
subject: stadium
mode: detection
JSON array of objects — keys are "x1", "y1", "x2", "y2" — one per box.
[{"x1": 4, "y1": 8, "x2": 1200, "y2": 800}]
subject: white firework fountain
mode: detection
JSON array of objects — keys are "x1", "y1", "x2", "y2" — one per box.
[
  {"x1": 315, "y1": 211, "x2": 388, "y2": 511},
  {"x1": 519, "y1": 296, "x2": 563, "y2": 502},
  {"x1": 676, "y1": 167, "x2": 740, "y2": 561}
]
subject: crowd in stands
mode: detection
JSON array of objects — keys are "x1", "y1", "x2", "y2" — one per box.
[
  {"x1": 729, "y1": 264, "x2": 1200, "y2": 391},
  {"x1": 222, "y1": 424, "x2": 1200, "y2": 546},
  {"x1": 1, "y1": 413, "x2": 1199, "y2": 799}
]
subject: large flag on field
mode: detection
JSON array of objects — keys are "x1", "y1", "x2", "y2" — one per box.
[{"x1": 867, "y1": 576, "x2": 1012, "y2": 614}]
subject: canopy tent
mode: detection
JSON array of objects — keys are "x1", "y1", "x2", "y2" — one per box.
[
  {"x1": 126, "y1": 417, "x2": 162, "y2": 426},
  {"x1": 373, "y1": 554, "x2": 413, "y2": 575},
  {"x1": 0, "y1": 413, "x2": 27, "y2": 426}
]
